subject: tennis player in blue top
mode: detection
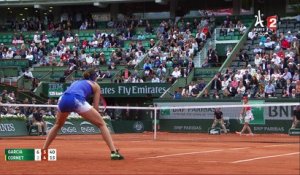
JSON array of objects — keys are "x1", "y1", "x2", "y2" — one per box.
[{"x1": 43, "y1": 68, "x2": 124, "y2": 160}]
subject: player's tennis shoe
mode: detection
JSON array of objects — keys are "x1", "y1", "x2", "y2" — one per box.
[
  {"x1": 235, "y1": 131, "x2": 242, "y2": 135},
  {"x1": 111, "y1": 150, "x2": 124, "y2": 160}
]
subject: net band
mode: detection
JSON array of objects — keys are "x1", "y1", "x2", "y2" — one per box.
[{"x1": 1, "y1": 103, "x2": 299, "y2": 110}]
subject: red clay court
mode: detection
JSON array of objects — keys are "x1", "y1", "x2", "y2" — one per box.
[{"x1": 0, "y1": 133, "x2": 299, "y2": 175}]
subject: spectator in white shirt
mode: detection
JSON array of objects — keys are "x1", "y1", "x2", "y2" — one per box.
[
  {"x1": 79, "y1": 22, "x2": 87, "y2": 30},
  {"x1": 23, "y1": 68, "x2": 38, "y2": 90},
  {"x1": 253, "y1": 45, "x2": 263, "y2": 54},
  {"x1": 26, "y1": 51, "x2": 34, "y2": 62},
  {"x1": 33, "y1": 32, "x2": 41, "y2": 44},
  {"x1": 5, "y1": 48, "x2": 14, "y2": 59},
  {"x1": 237, "y1": 81, "x2": 246, "y2": 96},
  {"x1": 85, "y1": 54, "x2": 94, "y2": 66},
  {"x1": 128, "y1": 57, "x2": 139, "y2": 68},
  {"x1": 271, "y1": 53, "x2": 281, "y2": 66},
  {"x1": 248, "y1": 29, "x2": 257, "y2": 40},
  {"x1": 282, "y1": 68, "x2": 292, "y2": 81},
  {"x1": 221, "y1": 77, "x2": 230, "y2": 90},
  {"x1": 264, "y1": 37, "x2": 275, "y2": 49},
  {"x1": 66, "y1": 35, "x2": 74, "y2": 43},
  {"x1": 24, "y1": 68, "x2": 34, "y2": 79},
  {"x1": 151, "y1": 75, "x2": 160, "y2": 83},
  {"x1": 239, "y1": 24, "x2": 247, "y2": 34},
  {"x1": 285, "y1": 31, "x2": 294, "y2": 43},
  {"x1": 254, "y1": 54, "x2": 262, "y2": 68},
  {"x1": 234, "y1": 70, "x2": 243, "y2": 82},
  {"x1": 135, "y1": 50, "x2": 144, "y2": 61},
  {"x1": 156, "y1": 65, "x2": 167, "y2": 77},
  {"x1": 171, "y1": 67, "x2": 182, "y2": 79}
]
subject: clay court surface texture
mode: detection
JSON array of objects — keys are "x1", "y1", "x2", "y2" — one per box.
[{"x1": 0, "y1": 132, "x2": 299, "y2": 175}]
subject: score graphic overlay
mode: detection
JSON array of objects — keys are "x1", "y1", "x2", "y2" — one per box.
[{"x1": 5, "y1": 149, "x2": 57, "y2": 161}]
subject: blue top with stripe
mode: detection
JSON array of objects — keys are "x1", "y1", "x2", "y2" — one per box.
[{"x1": 64, "y1": 80, "x2": 93, "y2": 100}]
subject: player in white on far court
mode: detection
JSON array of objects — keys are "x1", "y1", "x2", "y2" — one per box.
[{"x1": 236, "y1": 96, "x2": 254, "y2": 135}]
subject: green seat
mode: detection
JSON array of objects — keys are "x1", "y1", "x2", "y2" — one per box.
[
  {"x1": 74, "y1": 70, "x2": 83, "y2": 79},
  {"x1": 32, "y1": 71, "x2": 50, "y2": 80},
  {"x1": 89, "y1": 48, "x2": 96, "y2": 53},
  {"x1": 2, "y1": 39, "x2": 9, "y2": 43},
  {"x1": 7, "y1": 35, "x2": 13, "y2": 39},
  {"x1": 3, "y1": 67, "x2": 19, "y2": 77},
  {"x1": 232, "y1": 36, "x2": 239, "y2": 40},
  {"x1": 52, "y1": 38, "x2": 59, "y2": 42},
  {"x1": 218, "y1": 36, "x2": 225, "y2": 40},
  {"x1": 53, "y1": 66, "x2": 68, "y2": 71},
  {"x1": 225, "y1": 36, "x2": 232, "y2": 40},
  {"x1": 50, "y1": 42, "x2": 56, "y2": 47},
  {"x1": 14, "y1": 60, "x2": 29, "y2": 68},
  {"x1": 142, "y1": 41, "x2": 150, "y2": 47},
  {"x1": 0, "y1": 70, "x2": 4, "y2": 78},
  {"x1": 50, "y1": 72, "x2": 63, "y2": 81},
  {"x1": 107, "y1": 48, "x2": 115, "y2": 52},
  {"x1": 95, "y1": 48, "x2": 102, "y2": 52},
  {"x1": 234, "y1": 31, "x2": 240, "y2": 36}
]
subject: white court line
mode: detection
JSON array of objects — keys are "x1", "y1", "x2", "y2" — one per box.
[
  {"x1": 263, "y1": 144, "x2": 292, "y2": 148},
  {"x1": 136, "y1": 149, "x2": 223, "y2": 160},
  {"x1": 228, "y1": 147, "x2": 250, "y2": 150},
  {"x1": 200, "y1": 161, "x2": 220, "y2": 163},
  {"x1": 231, "y1": 152, "x2": 300, "y2": 163}
]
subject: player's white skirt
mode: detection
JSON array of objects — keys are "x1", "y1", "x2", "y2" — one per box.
[
  {"x1": 244, "y1": 110, "x2": 254, "y2": 123},
  {"x1": 58, "y1": 93, "x2": 92, "y2": 113}
]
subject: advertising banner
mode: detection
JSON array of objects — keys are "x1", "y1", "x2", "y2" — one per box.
[
  {"x1": 0, "y1": 114, "x2": 114, "y2": 136},
  {"x1": 48, "y1": 83, "x2": 64, "y2": 97},
  {"x1": 0, "y1": 119, "x2": 28, "y2": 136},
  {"x1": 156, "y1": 101, "x2": 296, "y2": 133},
  {"x1": 157, "y1": 101, "x2": 265, "y2": 125},
  {"x1": 46, "y1": 83, "x2": 170, "y2": 98},
  {"x1": 45, "y1": 118, "x2": 114, "y2": 135}
]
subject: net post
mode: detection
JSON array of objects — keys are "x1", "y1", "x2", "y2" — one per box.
[{"x1": 153, "y1": 107, "x2": 157, "y2": 140}]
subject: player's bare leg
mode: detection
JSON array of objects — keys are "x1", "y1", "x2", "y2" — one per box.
[
  {"x1": 247, "y1": 125, "x2": 253, "y2": 135},
  {"x1": 43, "y1": 112, "x2": 69, "y2": 149},
  {"x1": 79, "y1": 108, "x2": 124, "y2": 160}
]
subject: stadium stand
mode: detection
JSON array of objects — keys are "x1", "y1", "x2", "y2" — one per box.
[
  {"x1": 201, "y1": 17, "x2": 299, "y2": 99},
  {"x1": 0, "y1": 0, "x2": 299, "y2": 108}
]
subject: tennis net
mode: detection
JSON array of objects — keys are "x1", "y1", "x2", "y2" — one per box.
[{"x1": 0, "y1": 102, "x2": 299, "y2": 143}]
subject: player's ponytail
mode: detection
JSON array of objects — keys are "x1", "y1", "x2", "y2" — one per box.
[{"x1": 83, "y1": 68, "x2": 97, "y2": 81}]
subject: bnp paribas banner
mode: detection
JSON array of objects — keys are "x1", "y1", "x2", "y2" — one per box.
[
  {"x1": 156, "y1": 101, "x2": 267, "y2": 125},
  {"x1": 46, "y1": 83, "x2": 170, "y2": 98},
  {"x1": 155, "y1": 101, "x2": 297, "y2": 133}
]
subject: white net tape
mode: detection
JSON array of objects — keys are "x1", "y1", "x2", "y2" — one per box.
[{"x1": 1, "y1": 102, "x2": 299, "y2": 109}]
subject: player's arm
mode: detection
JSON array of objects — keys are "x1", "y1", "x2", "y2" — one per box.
[
  {"x1": 91, "y1": 82, "x2": 101, "y2": 111},
  {"x1": 239, "y1": 107, "x2": 245, "y2": 120},
  {"x1": 292, "y1": 115, "x2": 296, "y2": 123},
  {"x1": 292, "y1": 110, "x2": 296, "y2": 122},
  {"x1": 240, "y1": 107, "x2": 244, "y2": 116}
]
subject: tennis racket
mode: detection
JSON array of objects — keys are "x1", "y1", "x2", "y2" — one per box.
[
  {"x1": 238, "y1": 113, "x2": 245, "y2": 124},
  {"x1": 99, "y1": 94, "x2": 107, "y2": 114}
]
